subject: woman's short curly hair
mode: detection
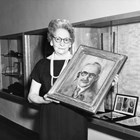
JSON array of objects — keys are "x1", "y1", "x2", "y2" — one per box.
[{"x1": 47, "y1": 19, "x2": 75, "y2": 44}]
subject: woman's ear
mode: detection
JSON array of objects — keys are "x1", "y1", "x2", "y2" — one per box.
[
  {"x1": 50, "y1": 40, "x2": 53, "y2": 46},
  {"x1": 68, "y1": 44, "x2": 72, "y2": 53}
]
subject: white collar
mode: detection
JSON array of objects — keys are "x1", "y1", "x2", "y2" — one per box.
[
  {"x1": 47, "y1": 52, "x2": 72, "y2": 60},
  {"x1": 77, "y1": 85, "x2": 90, "y2": 93}
]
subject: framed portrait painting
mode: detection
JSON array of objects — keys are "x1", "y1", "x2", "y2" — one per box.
[{"x1": 47, "y1": 45, "x2": 128, "y2": 114}]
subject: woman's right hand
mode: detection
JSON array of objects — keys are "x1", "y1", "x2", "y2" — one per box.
[
  {"x1": 28, "y1": 79, "x2": 52, "y2": 104},
  {"x1": 44, "y1": 94, "x2": 60, "y2": 104},
  {"x1": 28, "y1": 93, "x2": 52, "y2": 104},
  {"x1": 43, "y1": 95, "x2": 53, "y2": 104}
]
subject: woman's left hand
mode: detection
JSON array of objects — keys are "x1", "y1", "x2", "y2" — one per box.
[{"x1": 112, "y1": 74, "x2": 119, "y2": 86}]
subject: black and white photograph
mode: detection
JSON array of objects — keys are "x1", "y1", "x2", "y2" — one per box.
[
  {"x1": 1, "y1": 1, "x2": 140, "y2": 140},
  {"x1": 114, "y1": 94, "x2": 139, "y2": 116}
]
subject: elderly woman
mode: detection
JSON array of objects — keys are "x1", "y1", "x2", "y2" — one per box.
[{"x1": 28, "y1": 19, "x2": 88, "y2": 140}]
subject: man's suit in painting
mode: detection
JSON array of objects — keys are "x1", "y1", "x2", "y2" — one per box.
[
  {"x1": 58, "y1": 81, "x2": 105, "y2": 112},
  {"x1": 58, "y1": 83, "x2": 97, "y2": 104}
]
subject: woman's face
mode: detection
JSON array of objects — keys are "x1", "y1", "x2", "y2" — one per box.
[{"x1": 51, "y1": 28, "x2": 72, "y2": 55}]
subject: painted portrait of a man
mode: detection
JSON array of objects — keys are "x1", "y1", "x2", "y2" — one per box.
[
  {"x1": 58, "y1": 62, "x2": 102, "y2": 104},
  {"x1": 48, "y1": 45, "x2": 127, "y2": 113}
]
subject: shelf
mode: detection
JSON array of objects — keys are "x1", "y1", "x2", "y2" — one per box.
[
  {"x1": 73, "y1": 11, "x2": 140, "y2": 28},
  {"x1": 2, "y1": 73, "x2": 23, "y2": 79},
  {"x1": 1, "y1": 52, "x2": 23, "y2": 59},
  {"x1": 89, "y1": 116, "x2": 140, "y2": 139}
]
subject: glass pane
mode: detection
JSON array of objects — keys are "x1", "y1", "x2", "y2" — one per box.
[{"x1": 0, "y1": 36, "x2": 24, "y2": 97}]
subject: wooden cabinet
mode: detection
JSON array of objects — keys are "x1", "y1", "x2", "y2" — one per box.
[
  {"x1": 73, "y1": 11, "x2": 140, "y2": 138},
  {"x1": 0, "y1": 29, "x2": 50, "y2": 98}
]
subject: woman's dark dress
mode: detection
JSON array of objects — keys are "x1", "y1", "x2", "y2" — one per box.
[{"x1": 31, "y1": 58, "x2": 88, "y2": 140}]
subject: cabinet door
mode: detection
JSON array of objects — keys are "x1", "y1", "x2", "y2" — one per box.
[
  {"x1": 23, "y1": 34, "x2": 45, "y2": 95},
  {"x1": 0, "y1": 35, "x2": 24, "y2": 97},
  {"x1": 115, "y1": 23, "x2": 140, "y2": 115}
]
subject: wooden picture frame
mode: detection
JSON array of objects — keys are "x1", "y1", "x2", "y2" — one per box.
[{"x1": 47, "y1": 45, "x2": 128, "y2": 114}]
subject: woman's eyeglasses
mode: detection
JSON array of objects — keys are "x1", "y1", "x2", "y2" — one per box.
[{"x1": 53, "y1": 36, "x2": 72, "y2": 44}]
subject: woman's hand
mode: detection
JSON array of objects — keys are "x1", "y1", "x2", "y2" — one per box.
[
  {"x1": 112, "y1": 74, "x2": 119, "y2": 86},
  {"x1": 44, "y1": 94, "x2": 60, "y2": 104},
  {"x1": 42, "y1": 96, "x2": 53, "y2": 104}
]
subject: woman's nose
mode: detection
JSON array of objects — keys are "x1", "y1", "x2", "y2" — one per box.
[{"x1": 60, "y1": 40, "x2": 65, "y2": 46}]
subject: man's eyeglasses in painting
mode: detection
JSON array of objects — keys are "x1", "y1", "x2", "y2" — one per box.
[
  {"x1": 53, "y1": 36, "x2": 72, "y2": 44},
  {"x1": 80, "y1": 71, "x2": 97, "y2": 78}
]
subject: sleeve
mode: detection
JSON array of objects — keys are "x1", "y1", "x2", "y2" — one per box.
[{"x1": 30, "y1": 59, "x2": 43, "y2": 83}]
